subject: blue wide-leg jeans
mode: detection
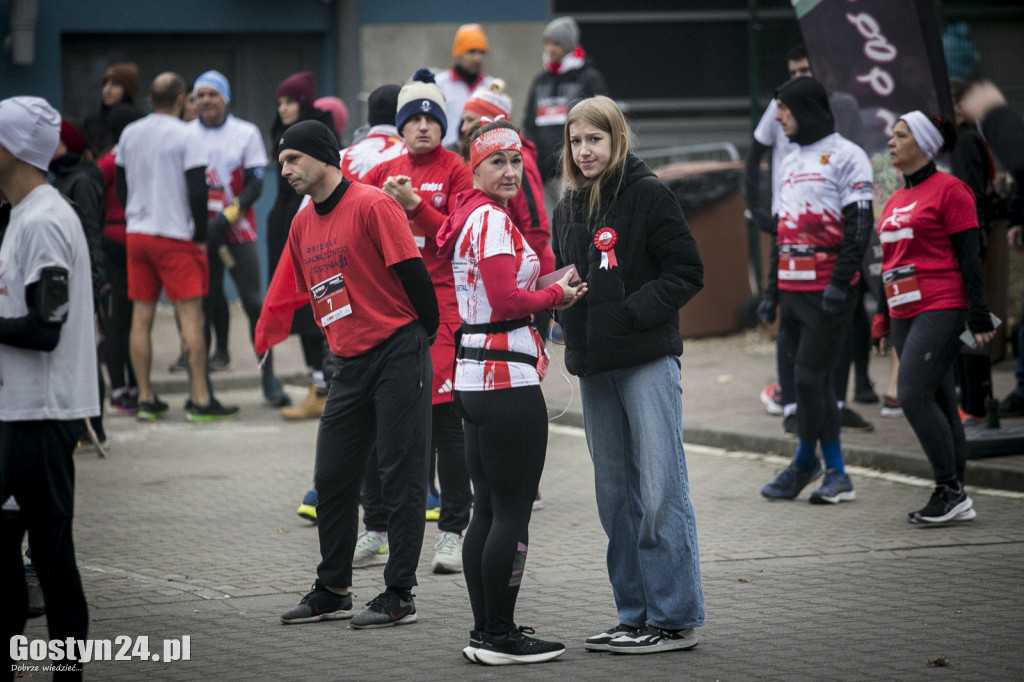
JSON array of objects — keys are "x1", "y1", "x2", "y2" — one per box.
[{"x1": 579, "y1": 355, "x2": 705, "y2": 631}]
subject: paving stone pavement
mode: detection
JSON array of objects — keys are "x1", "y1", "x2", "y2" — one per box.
[
  {"x1": 17, "y1": 305, "x2": 1024, "y2": 680},
  {"x1": 21, "y1": 385, "x2": 1024, "y2": 681}
]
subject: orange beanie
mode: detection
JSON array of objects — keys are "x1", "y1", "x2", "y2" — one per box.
[{"x1": 452, "y1": 23, "x2": 489, "y2": 58}]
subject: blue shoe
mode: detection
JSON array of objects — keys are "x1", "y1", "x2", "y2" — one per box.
[
  {"x1": 263, "y1": 374, "x2": 292, "y2": 408},
  {"x1": 761, "y1": 460, "x2": 822, "y2": 500},
  {"x1": 809, "y1": 468, "x2": 856, "y2": 504},
  {"x1": 297, "y1": 489, "x2": 317, "y2": 522},
  {"x1": 426, "y1": 491, "x2": 441, "y2": 521}
]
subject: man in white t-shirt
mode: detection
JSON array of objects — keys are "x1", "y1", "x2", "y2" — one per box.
[
  {"x1": 116, "y1": 72, "x2": 237, "y2": 422},
  {"x1": 0, "y1": 96, "x2": 97, "y2": 675},
  {"x1": 188, "y1": 70, "x2": 289, "y2": 407},
  {"x1": 435, "y1": 23, "x2": 494, "y2": 148}
]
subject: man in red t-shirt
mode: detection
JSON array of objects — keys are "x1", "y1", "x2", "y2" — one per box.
[{"x1": 275, "y1": 119, "x2": 439, "y2": 630}]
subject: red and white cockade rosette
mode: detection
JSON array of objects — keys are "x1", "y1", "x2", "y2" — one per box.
[{"x1": 594, "y1": 227, "x2": 618, "y2": 269}]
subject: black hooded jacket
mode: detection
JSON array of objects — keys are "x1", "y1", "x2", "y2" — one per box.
[{"x1": 552, "y1": 155, "x2": 703, "y2": 377}]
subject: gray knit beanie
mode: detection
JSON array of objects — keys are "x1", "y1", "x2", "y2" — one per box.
[{"x1": 543, "y1": 16, "x2": 580, "y2": 52}]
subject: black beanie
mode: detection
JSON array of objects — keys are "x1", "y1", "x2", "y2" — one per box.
[
  {"x1": 367, "y1": 84, "x2": 401, "y2": 127},
  {"x1": 775, "y1": 76, "x2": 835, "y2": 146},
  {"x1": 278, "y1": 119, "x2": 340, "y2": 167}
]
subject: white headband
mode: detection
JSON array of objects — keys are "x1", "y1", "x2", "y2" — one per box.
[{"x1": 900, "y1": 110, "x2": 943, "y2": 160}]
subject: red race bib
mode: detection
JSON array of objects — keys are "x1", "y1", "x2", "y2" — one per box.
[
  {"x1": 883, "y1": 264, "x2": 922, "y2": 308},
  {"x1": 778, "y1": 244, "x2": 816, "y2": 281}
]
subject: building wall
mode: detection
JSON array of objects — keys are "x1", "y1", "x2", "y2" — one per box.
[
  {"x1": 359, "y1": 22, "x2": 546, "y2": 131},
  {"x1": 0, "y1": 0, "x2": 336, "y2": 109}
]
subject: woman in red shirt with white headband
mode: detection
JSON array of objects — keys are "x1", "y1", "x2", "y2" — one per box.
[
  {"x1": 873, "y1": 110, "x2": 995, "y2": 525},
  {"x1": 437, "y1": 117, "x2": 584, "y2": 666}
]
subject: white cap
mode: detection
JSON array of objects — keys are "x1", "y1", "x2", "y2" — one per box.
[{"x1": 0, "y1": 96, "x2": 61, "y2": 172}]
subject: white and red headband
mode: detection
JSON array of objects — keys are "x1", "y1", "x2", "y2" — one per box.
[{"x1": 470, "y1": 121, "x2": 522, "y2": 170}]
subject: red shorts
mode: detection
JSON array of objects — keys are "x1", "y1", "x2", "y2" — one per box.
[
  {"x1": 127, "y1": 233, "x2": 209, "y2": 302},
  {"x1": 430, "y1": 322, "x2": 458, "y2": 405}
]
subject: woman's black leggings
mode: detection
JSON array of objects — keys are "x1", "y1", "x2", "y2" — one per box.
[
  {"x1": 457, "y1": 385, "x2": 547, "y2": 635},
  {"x1": 891, "y1": 309, "x2": 968, "y2": 484}
]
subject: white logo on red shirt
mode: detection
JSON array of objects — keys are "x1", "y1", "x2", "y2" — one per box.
[{"x1": 880, "y1": 201, "x2": 917, "y2": 231}]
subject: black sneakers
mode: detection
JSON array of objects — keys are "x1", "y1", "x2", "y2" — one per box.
[
  {"x1": 349, "y1": 590, "x2": 417, "y2": 629},
  {"x1": 280, "y1": 581, "x2": 353, "y2": 624},
  {"x1": 998, "y1": 391, "x2": 1024, "y2": 418},
  {"x1": 606, "y1": 625, "x2": 698, "y2": 654},
  {"x1": 186, "y1": 397, "x2": 239, "y2": 422},
  {"x1": 474, "y1": 626, "x2": 565, "y2": 665},
  {"x1": 840, "y1": 406, "x2": 874, "y2": 432},
  {"x1": 137, "y1": 397, "x2": 169, "y2": 421},
  {"x1": 585, "y1": 623, "x2": 638, "y2": 651},
  {"x1": 908, "y1": 484, "x2": 975, "y2": 524}
]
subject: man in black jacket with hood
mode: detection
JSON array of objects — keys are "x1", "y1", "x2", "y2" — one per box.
[{"x1": 757, "y1": 77, "x2": 875, "y2": 505}]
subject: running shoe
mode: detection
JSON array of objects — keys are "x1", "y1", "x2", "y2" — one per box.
[
  {"x1": 431, "y1": 532, "x2": 463, "y2": 574},
  {"x1": 907, "y1": 484, "x2": 973, "y2": 524},
  {"x1": 168, "y1": 355, "x2": 187, "y2": 373},
  {"x1": 110, "y1": 390, "x2": 139, "y2": 416},
  {"x1": 296, "y1": 489, "x2": 317, "y2": 523},
  {"x1": 24, "y1": 564, "x2": 45, "y2": 617},
  {"x1": 880, "y1": 395, "x2": 903, "y2": 418},
  {"x1": 760, "y1": 459, "x2": 822, "y2": 500},
  {"x1": 953, "y1": 507, "x2": 978, "y2": 521},
  {"x1": 426, "y1": 490, "x2": 441, "y2": 521},
  {"x1": 854, "y1": 377, "x2": 879, "y2": 404},
  {"x1": 809, "y1": 468, "x2": 856, "y2": 504},
  {"x1": 475, "y1": 626, "x2": 565, "y2": 665},
  {"x1": 463, "y1": 630, "x2": 483, "y2": 663},
  {"x1": 606, "y1": 625, "x2": 698, "y2": 654},
  {"x1": 840, "y1": 406, "x2": 874, "y2": 432},
  {"x1": 997, "y1": 391, "x2": 1024, "y2": 418},
  {"x1": 349, "y1": 590, "x2": 417, "y2": 629},
  {"x1": 352, "y1": 530, "x2": 389, "y2": 568},
  {"x1": 262, "y1": 374, "x2": 291, "y2": 407},
  {"x1": 959, "y1": 407, "x2": 986, "y2": 427},
  {"x1": 208, "y1": 350, "x2": 231, "y2": 372},
  {"x1": 280, "y1": 580, "x2": 354, "y2": 624},
  {"x1": 137, "y1": 397, "x2": 169, "y2": 421},
  {"x1": 186, "y1": 398, "x2": 239, "y2": 422},
  {"x1": 760, "y1": 383, "x2": 784, "y2": 415},
  {"x1": 585, "y1": 623, "x2": 639, "y2": 651},
  {"x1": 533, "y1": 492, "x2": 544, "y2": 511}
]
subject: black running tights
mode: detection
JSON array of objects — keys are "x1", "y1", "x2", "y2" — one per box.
[
  {"x1": 458, "y1": 386, "x2": 547, "y2": 635},
  {"x1": 890, "y1": 309, "x2": 967, "y2": 484}
]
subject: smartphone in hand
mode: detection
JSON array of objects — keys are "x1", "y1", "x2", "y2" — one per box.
[{"x1": 960, "y1": 313, "x2": 1001, "y2": 349}]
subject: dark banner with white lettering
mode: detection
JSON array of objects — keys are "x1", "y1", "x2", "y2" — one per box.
[
  {"x1": 793, "y1": 0, "x2": 953, "y2": 298},
  {"x1": 793, "y1": 0, "x2": 953, "y2": 206}
]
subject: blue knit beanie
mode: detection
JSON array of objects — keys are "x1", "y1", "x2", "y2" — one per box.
[{"x1": 395, "y1": 68, "x2": 447, "y2": 137}]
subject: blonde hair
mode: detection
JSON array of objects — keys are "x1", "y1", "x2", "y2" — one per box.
[{"x1": 560, "y1": 96, "x2": 633, "y2": 222}]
